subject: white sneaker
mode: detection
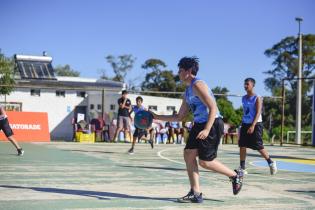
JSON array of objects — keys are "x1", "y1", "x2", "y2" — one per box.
[
  {"x1": 238, "y1": 167, "x2": 248, "y2": 175},
  {"x1": 269, "y1": 161, "x2": 277, "y2": 175},
  {"x1": 17, "y1": 148, "x2": 24, "y2": 156},
  {"x1": 128, "y1": 148, "x2": 134, "y2": 155}
]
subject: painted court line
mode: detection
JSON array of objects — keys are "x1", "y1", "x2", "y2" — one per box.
[
  {"x1": 157, "y1": 147, "x2": 311, "y2": 183},
  {"x1": 157, "y1": 148, "x2": 185, "y2": 165}
]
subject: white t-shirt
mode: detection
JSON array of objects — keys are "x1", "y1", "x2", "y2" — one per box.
[{"x1": 0, "y1": 105, "x2": 7, "y2": 120}]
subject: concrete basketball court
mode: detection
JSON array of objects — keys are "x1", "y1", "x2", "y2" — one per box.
[{"x1": 0, "y1": 142, "x2": 314, "y2": 210}]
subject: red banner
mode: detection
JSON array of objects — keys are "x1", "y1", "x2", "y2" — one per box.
[{"x1": 0, "y1": 111, "x2": 50, "y2": 142}]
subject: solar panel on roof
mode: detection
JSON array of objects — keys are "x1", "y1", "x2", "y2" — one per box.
[{"x1": 15, "y1": 55, "x2": 56, "y2": 80}]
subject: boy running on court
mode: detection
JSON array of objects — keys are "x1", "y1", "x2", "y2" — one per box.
[
  {"x1": 128, "y1": 96, "x2": 154, "y2": 154},
  {"x1": 239, "y1": 78, "x2": 277, "y2": 175},
  {"x1": 0, "y1": 104, "x2": 24, "y2": 156},
  {"x1": 151, "y1": 57, "x2": 243, "y2": 203}
]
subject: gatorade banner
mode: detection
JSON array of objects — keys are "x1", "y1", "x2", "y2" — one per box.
[{"x1": 0, "y1": 111, "x2": 50, "y2": 142}]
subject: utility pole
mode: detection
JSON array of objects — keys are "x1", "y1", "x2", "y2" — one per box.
[{"x1": 295, "y1": 17, "x2": 303, "y2": 144}]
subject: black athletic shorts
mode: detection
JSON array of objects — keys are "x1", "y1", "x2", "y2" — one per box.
[
  {"x1": 133, "y1": 126, "x2": 147, "y2": 139},
  {"x1": 185, "y1": 118, "x2": 224, "y2": 161},
  {"x1": 0, "y1": 118, "x2": 14, "y2": 137},
  {"x1": 239, "y1": 123, "x2": 264, "y2": 150}
]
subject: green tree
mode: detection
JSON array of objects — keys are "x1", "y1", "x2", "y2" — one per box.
[
  {"x1": 0, "y1": 50, "x2": 15, "y2": 96},
  {"x1": 142, "y1": 58, "x2": 166, "y2": 73},
  {"x1": 105, "y1": 54, "x2": 136, "y2": 82},
  {"x1": 263, "y1": 34, "x2": 315, "y2": 140},
  {"x1": 264, "y1": 34, "x2": 315, "y2": 94},
  {"x1": 141, "y1": 58, "x2": 185, "y2": 97},
  {"x1": 97, "y1": 68, "x2": 110, "y2": 80},
  {"x1": 55, "y1": 64, "x2": 80, "y2": 77},
  {"x1": 174, "y1": 74, "x2": 186, "y2": 92},
  {"x1": 212, "y1": 86, "x2": 229, "y2": 100},
  {"x1": 212, "y1": 86, "x2": 242, "y2": 126},
  {"x1": 142, "y1": 70, "x2": 175, "y2": 91},
  {"x1": 141, "y1": 58, "x2": 167, "y2": 92}
]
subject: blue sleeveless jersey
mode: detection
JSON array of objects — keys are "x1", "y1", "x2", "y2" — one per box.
[
  {"x1": 133, "y1": 105, "x2": 145, "y2": 114},
  {"x1": 185, "y1": 78, "x2": 221, "y2": 123},
  {"x1": 242, "y1": 95, "x2": 262, "y2": 124}
]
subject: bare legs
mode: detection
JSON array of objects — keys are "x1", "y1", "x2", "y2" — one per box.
[
  {"x1": 184, "y1": 149, "x2": 200, "y2": 193},
  {"x1": 258, "y1": 148, "x2": 270, "y2": 160},
  {"x1": 240, "y1": 147, "x2": 271, "y2": 169},
  {"x1": 199, "y1": 159, "x2": 236, "y2": 177},
  {"x1": 112, "y1": 127, "x2": 122, "y2": 142},
  {"x1": 184, "y1": 149, "x2": 237, "y2": 193},
  {"x1": 7, "y1": 135, "x2": 22, "y2": 150}
]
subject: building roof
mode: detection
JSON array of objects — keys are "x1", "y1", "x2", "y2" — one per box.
[
  {"x1": 14, "y1": 54, "x2": 124, "y2": 90},
  {"x1": 15, "y1": 76, "x2": 124, "y2": 91},
  {"x1": 15, "y1": 54, "x2": 56, "y2": 80}
]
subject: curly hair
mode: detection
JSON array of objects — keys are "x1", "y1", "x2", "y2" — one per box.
[
  {"x1": 244, "y1": 78, "x2": 256, "y2": 86},
  {"x1": 136, "y1": 96, "x2": 143, "y2": 102},
  {"x1": 178, "y1": 56, "x2": 199, "y2": 76}
]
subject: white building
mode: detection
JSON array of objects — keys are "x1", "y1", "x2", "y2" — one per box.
[{"x1": 0, "y1": 54, "x2": 182, "y2": 140}]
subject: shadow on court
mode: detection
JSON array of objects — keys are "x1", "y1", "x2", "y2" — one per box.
[
  {"x1": 0, "y1": 153, "x2": 19, "y2": 156},
  {"x1": 119, "y1": 165, "x2": 218, "y2": 174},
  {"x1": 287, "y1": 190, "x2": 315, "y2": 194},
  {"x1": 0, "y1": 185, "x2": 224, "y2": 203},
  {"x1": 244, "y1": 172, "x2": 264, "y2": 175},
  {"x1": 119, "y1": 165, "x2": 186, "y2": 172},
  {"x1": 0, "y1": 185, "x2": 169, "y2": 201},
  {"x1": 62, "y1": 149, "x2": 116, "y2": 154}
]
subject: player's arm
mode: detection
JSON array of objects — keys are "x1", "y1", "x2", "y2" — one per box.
[
  {"x1": 247, "y1": 96, "x2": 262, "y2": 134},
  {"x1": 126, "y1": 99, "x2": 132, "y2": 112},
  {"x1": 128, "y1": 102, "x2": 132, "y2": 112},
  {"x1": 151, "y1": 99, "x2": 189, "y2": 122},
  {"x1": 129, "y1": 107, "x2": 134, "y2": 116},
  {"x1": 119, "y1": 98, "x2": 128, "y2": 109},
  {"x1": 0, "y1": 106, "x2": 6, "y2": 117},
  {"x1": 193, "y1": 81, "x2": 217, "y2": 140},
  {"x1": 129, "y1": 105, "x2": 134, "y2": 120},
  {"x1": 118, "y1": 99, "x2": 124, "y2": 109}
]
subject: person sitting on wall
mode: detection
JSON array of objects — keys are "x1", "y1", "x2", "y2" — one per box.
[
  {"x1": 167, "y1": 110, "x2": 185, "y2": 144},
  {"x1": 154, "y1": 120, "x2": 168, "y2": 144},
  {"x1": 227, "y1": 125, "x2": 238, "y2": 144},
  {"x1": 76, "y1": 120, "x2": 91, "y2": 134},
  {"x1": 90, "y1": 112, "x2": 105, "y2": 141},
  {"x1": 223, "y1": 121, "x2": 231, "y2": 144}
]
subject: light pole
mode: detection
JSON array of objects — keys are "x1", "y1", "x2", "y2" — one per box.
[{"x1": 295, "y1": 17, "x2": 303, "y2": 145}]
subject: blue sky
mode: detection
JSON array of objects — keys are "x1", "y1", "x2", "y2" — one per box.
[{"x1": 1, "y1": 0, "x2": 314, "y2": 107}]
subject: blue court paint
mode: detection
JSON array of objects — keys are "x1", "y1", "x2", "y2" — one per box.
[{"x1": 252, "y1": 160, "x2": 315, "y2": 173}]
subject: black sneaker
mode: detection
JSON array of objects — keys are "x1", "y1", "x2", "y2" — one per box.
[
  {"x1": 17, "y1": 148, "x2": 24, "y2": 156},
  {"x1": 177, "y1": 189, "x2": 203, "y2": 203},
  {"x1": 149, "y1": 139, "x2": 154, "y2": 149},
  {"x1": 230, "y1": 169, "x2": 243, "y2": 195},
  {"x1": 128, "y1": 148, "x2": 134, "y2": 155}
]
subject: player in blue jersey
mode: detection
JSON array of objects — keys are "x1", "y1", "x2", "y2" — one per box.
[
  {"x1": 151, "y1": 57, "x2": 243, "y2": 203},
  {"x1": 128, "y1": 96, "x2": 154, "y2": 154},
  {"x1": 239, "y1": 78, "x2": 277, "y2": 175}
]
